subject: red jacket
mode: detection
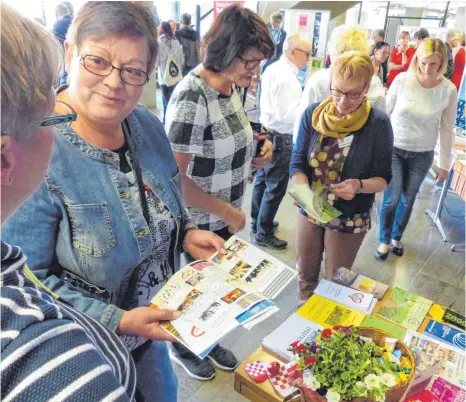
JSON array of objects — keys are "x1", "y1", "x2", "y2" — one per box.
[{"x1": 451, "y1": 47, "x2": 465, "y2": 89}]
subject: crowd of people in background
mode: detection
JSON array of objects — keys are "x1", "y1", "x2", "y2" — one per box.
[{"x1": 1, "y1": 1, "x2": 464, "y2": 401}]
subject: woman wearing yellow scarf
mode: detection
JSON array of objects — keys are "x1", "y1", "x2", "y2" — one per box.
[{"x1": 290, "y1": 51, "x2": 394, "y2": 303}]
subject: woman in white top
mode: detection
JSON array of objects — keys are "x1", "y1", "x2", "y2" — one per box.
[
  {"x1": 294, "y1": 25, "x2": 386, "y2": 140},
  {"x1": 376, "y1": 39, "x2": 457, "y2": 260},
  {"x1": 157, "y1": 21, "x2": 184, "y2": 124}
]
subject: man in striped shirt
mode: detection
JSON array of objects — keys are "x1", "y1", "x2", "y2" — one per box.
[{"x1": 1, "y1": 241, "x2": 137, "y2": 402}]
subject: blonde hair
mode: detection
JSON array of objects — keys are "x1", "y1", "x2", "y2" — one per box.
[
  {"x1": 66, "y1": 2, "x2": 158, "y2": 72},
  {"x1": 1, "y1": 3, "x2": 62, "y2": 140},
  {"x1": 327, "y1": 25, "x2": 369, "y2": 59},
  {"x1": 331, "y1": 51, "x2": 374, "y2": 85},
  {"x1": 410, "y1": 38, "x2": 448, "y2": 76}
]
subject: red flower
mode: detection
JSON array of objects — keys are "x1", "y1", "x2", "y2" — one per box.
[
  {"x1": 321, "y1": 328, "x2": 333, "y2": 339},
  {"x1": 333, "y1": 325, "x2": 341, "y2": 331},
  {"x1": 304, "y1": 356, "x2": 317, "y2": 366},
  {"x1": 290, "y1": 340, "x2": 299, "y2": 348},
  {"x1": 296, "y1": 344, "x2": 307, "y2": 354}
]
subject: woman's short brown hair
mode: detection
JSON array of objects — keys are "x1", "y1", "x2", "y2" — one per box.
[
  {"x1": 202, "y1": 5, "x2": 274, "y2": 73},
  {"x1": 66, "y1": 2, "x2": 158, "y2": 72},
  {"x1": 400, "y1": 30, "x2": 410, "y2": 39}
]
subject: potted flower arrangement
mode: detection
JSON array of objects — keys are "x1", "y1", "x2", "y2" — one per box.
[{"x1": 288, "y1": 326, "x2": 406, "y2": 402}]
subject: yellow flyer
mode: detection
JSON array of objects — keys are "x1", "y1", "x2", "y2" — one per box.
[{"x1": 297, "y1": 294, "x2": 366, "y2": 328}]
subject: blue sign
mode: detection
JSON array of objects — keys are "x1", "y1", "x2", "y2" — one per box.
[{"x1": 456, "y1": 70, "x2": 465, "y2": 131}]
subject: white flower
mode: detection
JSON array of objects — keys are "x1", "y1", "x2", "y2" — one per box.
[
  {"x1": 326, "y1": 390, "x2": 341, "y2": 402},
  {"x1": 353, "y1": 381, "x2": 368, "y2": 397},
  {"x1": 303, "y1": 371, "x2": 321, "y2": 391},
  {"x1": 379, "y1": 373, "x2": 396, "y2": 388},
  {"x1": 364, "y1": 374, "x2": 381, "y2": 390}
]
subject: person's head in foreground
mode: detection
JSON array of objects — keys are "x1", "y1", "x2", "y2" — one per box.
[
  {"x1": 327, "y1": 25, "x2": 370, "y2": 63},
  {"x1": 60, "y1": 1, "x2": 157, "y2": 132},
  {"x1": 283, "y1": 33, "x2": 313, "y2": 70},
  {"x1": 202, "y1": 5, "x2": 274, "y2": 88},
  {"x1": 1, "y1": 4, "x2": 64, "y2": 222},
  {"x1": 270, "y1": 11, "x2": 283, "y2": 30},
  {"x1": 329, "y1": 51, "x2": 374, "y2": 117},
  {"x1": 413, "y1": 28, "x2": 429, "y2": 48},
  {"x1": 410, "y1": 38, "x2": 448, "y2": 80},
  {"x1": 373, "y1": 41, "x2": 390, "y2": 64}
]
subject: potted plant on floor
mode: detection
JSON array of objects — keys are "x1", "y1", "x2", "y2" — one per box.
[{"x1": 288, "y1": 326, "x2": 415, "y2": 402}]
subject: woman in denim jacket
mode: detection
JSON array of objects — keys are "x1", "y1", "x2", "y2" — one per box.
[{"x1": 2, "y1": 3, "x2": 224, "y2": 401}]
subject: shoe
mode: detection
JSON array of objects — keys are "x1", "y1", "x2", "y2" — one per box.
[
  {"x1": 206, "y1": 345, "x2": 239, "y2": 371},
  {"x1": 375, "y1": 250, "x2": 389, "y2": 261},
  {"x1": 169, "y1": 344, "x2": 216, "y2": 381},
  {"x1": 250, "y1": 220, "x2": 279, "y2": 234},
  {"x1": 254, "y1": 234, "x2": 288, "y2": 250},
  {"x1": 390, "y1": 242, "x2": 404, "y2": 257}
]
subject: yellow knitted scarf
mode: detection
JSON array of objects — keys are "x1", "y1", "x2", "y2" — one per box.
[{"x1": 312, "y1": 96, "x2": 371, "y2": 141}]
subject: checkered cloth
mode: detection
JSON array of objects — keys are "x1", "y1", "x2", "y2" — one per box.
[
  {"x1": 166, "y1": 73, "x2": 254, "y2": 231},
  {"x1": 244, "y1": 360, "x2": 268, "y2": 383},
  {"x1": 266, "y1": 363, "x2": 297, "y2": 398}
]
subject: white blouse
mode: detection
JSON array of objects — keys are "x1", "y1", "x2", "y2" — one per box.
[{"x1": 386, "y1": 71, "x2": 457, "y2": 170}]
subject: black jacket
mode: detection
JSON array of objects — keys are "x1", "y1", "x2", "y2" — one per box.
[
  {"x1": 175, "y1": 26, "x2": 200, "y2": 69},
  {"x1": 290, "y1": 103, "x2": 394, "y2": 217}
]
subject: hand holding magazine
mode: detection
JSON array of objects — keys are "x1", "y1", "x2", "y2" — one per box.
[
  {"x1": 150, "y1": 236, "x2": 296, "y2": 357},
  {"x1": 288, "y1": 182, "x2": 342, "y2": 224}
]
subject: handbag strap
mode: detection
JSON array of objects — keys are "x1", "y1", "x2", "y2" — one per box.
[{"x1": 121, "y1": 119, "x2": 151, "y2": 224}]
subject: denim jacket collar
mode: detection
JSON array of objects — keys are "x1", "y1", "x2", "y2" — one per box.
[{"x1": 57, "y1": 111, "x2": 144, "y2": 160}]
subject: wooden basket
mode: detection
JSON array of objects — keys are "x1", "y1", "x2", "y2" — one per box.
[{"x1": 296, "y1": 327, "x2": 415, "y2": 402}]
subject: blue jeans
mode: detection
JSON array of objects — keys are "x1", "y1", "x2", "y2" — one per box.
[
  {"x1": 133, "y1": 341, "x2": 178, "y2": 402},
  {"x1": 251, "y1": 133, "x2": 293, "y2": 237},
  {"x1": 379, "y1": 147, "x2": 434, "y2": 244}
]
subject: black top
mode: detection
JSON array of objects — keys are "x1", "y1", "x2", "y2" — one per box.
[{"x1": 113, "y1": 142, "x2": 131, "y2": 173}]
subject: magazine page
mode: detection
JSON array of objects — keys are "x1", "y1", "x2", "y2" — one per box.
[
  {"x1": 150, "y1": 259, "x2": 274, "y2": 357},
  {"x1": 288, "y1": 182, "x2": 342, "y2": 224},
  {"x1": 208, "y1": 236, "x2": 296, "y2": 299},
  {"x1": 404, "y1": 330, "x2": 466, "y2": 389}
]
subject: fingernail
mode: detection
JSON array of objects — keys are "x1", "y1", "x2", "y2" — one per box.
[{"x1": 173, "y1": 311, "x2": 183, "y2": 319}]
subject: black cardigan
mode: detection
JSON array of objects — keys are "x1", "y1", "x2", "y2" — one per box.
[{"x1": 290, "y1": 103, "x2": 394, "y2": 217}]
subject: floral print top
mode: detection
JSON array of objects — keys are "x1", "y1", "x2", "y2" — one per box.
[{"x1": 306, "y1": 136, "x2": 371, "y2": 234}]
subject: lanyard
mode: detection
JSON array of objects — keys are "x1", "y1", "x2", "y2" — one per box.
[{"x1": 121, "y1": 119, "x2": 151, "y2": 224}]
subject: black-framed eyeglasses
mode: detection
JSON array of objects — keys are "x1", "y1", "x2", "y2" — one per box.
[
  {"x1": 237, "y1": 55, "x2": 263, "y2": 71},
  {"x1": 80, "y1": 54, "x2": 149, "y2": 86},
  {"x1": 329, "y1": 87, "x2": 364, "y2": 100},
  {"x1": 295, "y1": 48, "x2": 311, "y2": 59},
  {"x1": 36, "y1": 113, "x2": 77, "y2": 128}
]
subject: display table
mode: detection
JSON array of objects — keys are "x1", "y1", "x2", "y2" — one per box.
[{"x1": 234, "y1": 347, "x2": 298, "y2": 402}]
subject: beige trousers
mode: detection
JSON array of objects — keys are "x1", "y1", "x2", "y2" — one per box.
[{"x1": 296, "y1": 212, "x2": 366, "y2": 303}]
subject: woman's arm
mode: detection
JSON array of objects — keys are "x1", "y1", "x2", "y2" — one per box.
[
  {"x1": 2, "y1": 182, "x2": 125, "y2": 332},
  {"x1": 386, "y1": 73, "x2": 402, "y2": 116},
  {"x1": 438, "y1": 85, "x2": 458, "y2": 172},
  {"x1": 290, "y1": 107, "x2": 314, "y2": 183}
]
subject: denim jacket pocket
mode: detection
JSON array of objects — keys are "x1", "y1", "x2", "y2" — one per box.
[{"x1": 68, "y1": 202, "x2": 116, "y2": 256}]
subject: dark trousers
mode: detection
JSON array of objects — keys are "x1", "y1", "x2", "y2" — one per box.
[
  {"x1": 379, "y1": 147, "x2": 434, "y2": 244},
  {"x1": 161, "y1": 84, "x2": 176, "y2": 124},
  {"x1": 251, "y1": 133, "x2": 293, "y2": 237}
]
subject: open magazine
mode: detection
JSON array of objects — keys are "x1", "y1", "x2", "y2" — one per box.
[
  {"x1": 150, "y1": 236, "x2": 296, "y2": 357},
  {"x1": 288, "y1": 182, "x2": 342, "y2": 224}
]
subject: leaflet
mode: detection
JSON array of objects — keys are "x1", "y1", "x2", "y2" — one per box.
[
  {"x1": 150, "y1": 236, "x2": 294, "y2": 357},
  {"x1": 404, "y1": 330, "x2": 466, "y2": 389}
]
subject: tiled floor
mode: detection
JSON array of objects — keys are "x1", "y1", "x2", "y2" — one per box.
[{"x1": 149, "y1": 89, "x2": 465, "y2": 402}]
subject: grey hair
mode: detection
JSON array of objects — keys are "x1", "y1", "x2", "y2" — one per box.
[
  {"x1": 283, "y1": 33, "x2": 313, "y2": 55},
  {"x1": 56, "y1": 3, "x2": 70, "y2": 19},
  {"x1": 414, "y1": 28, "x2": 429, "y2": 41},
  {"x1": 270, "y1": 11, "x2": 283, "y2": 23},
  {"x1": 66, "y1": 2, "x2": 158, "y2": 72},
  {"x1": 447, "y1": 29, "x2": 462, "y2": 42},
  {"x1": 1, "y1": 4, "x2": 62, "y2": 141},
  {"x1": 373, "y1": 29, "x2": 385, "y2": 39}
]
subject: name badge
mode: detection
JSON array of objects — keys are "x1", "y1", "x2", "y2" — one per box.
[{"x1": 338, "y1": 135, "x2": 354, "y2": 149}]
